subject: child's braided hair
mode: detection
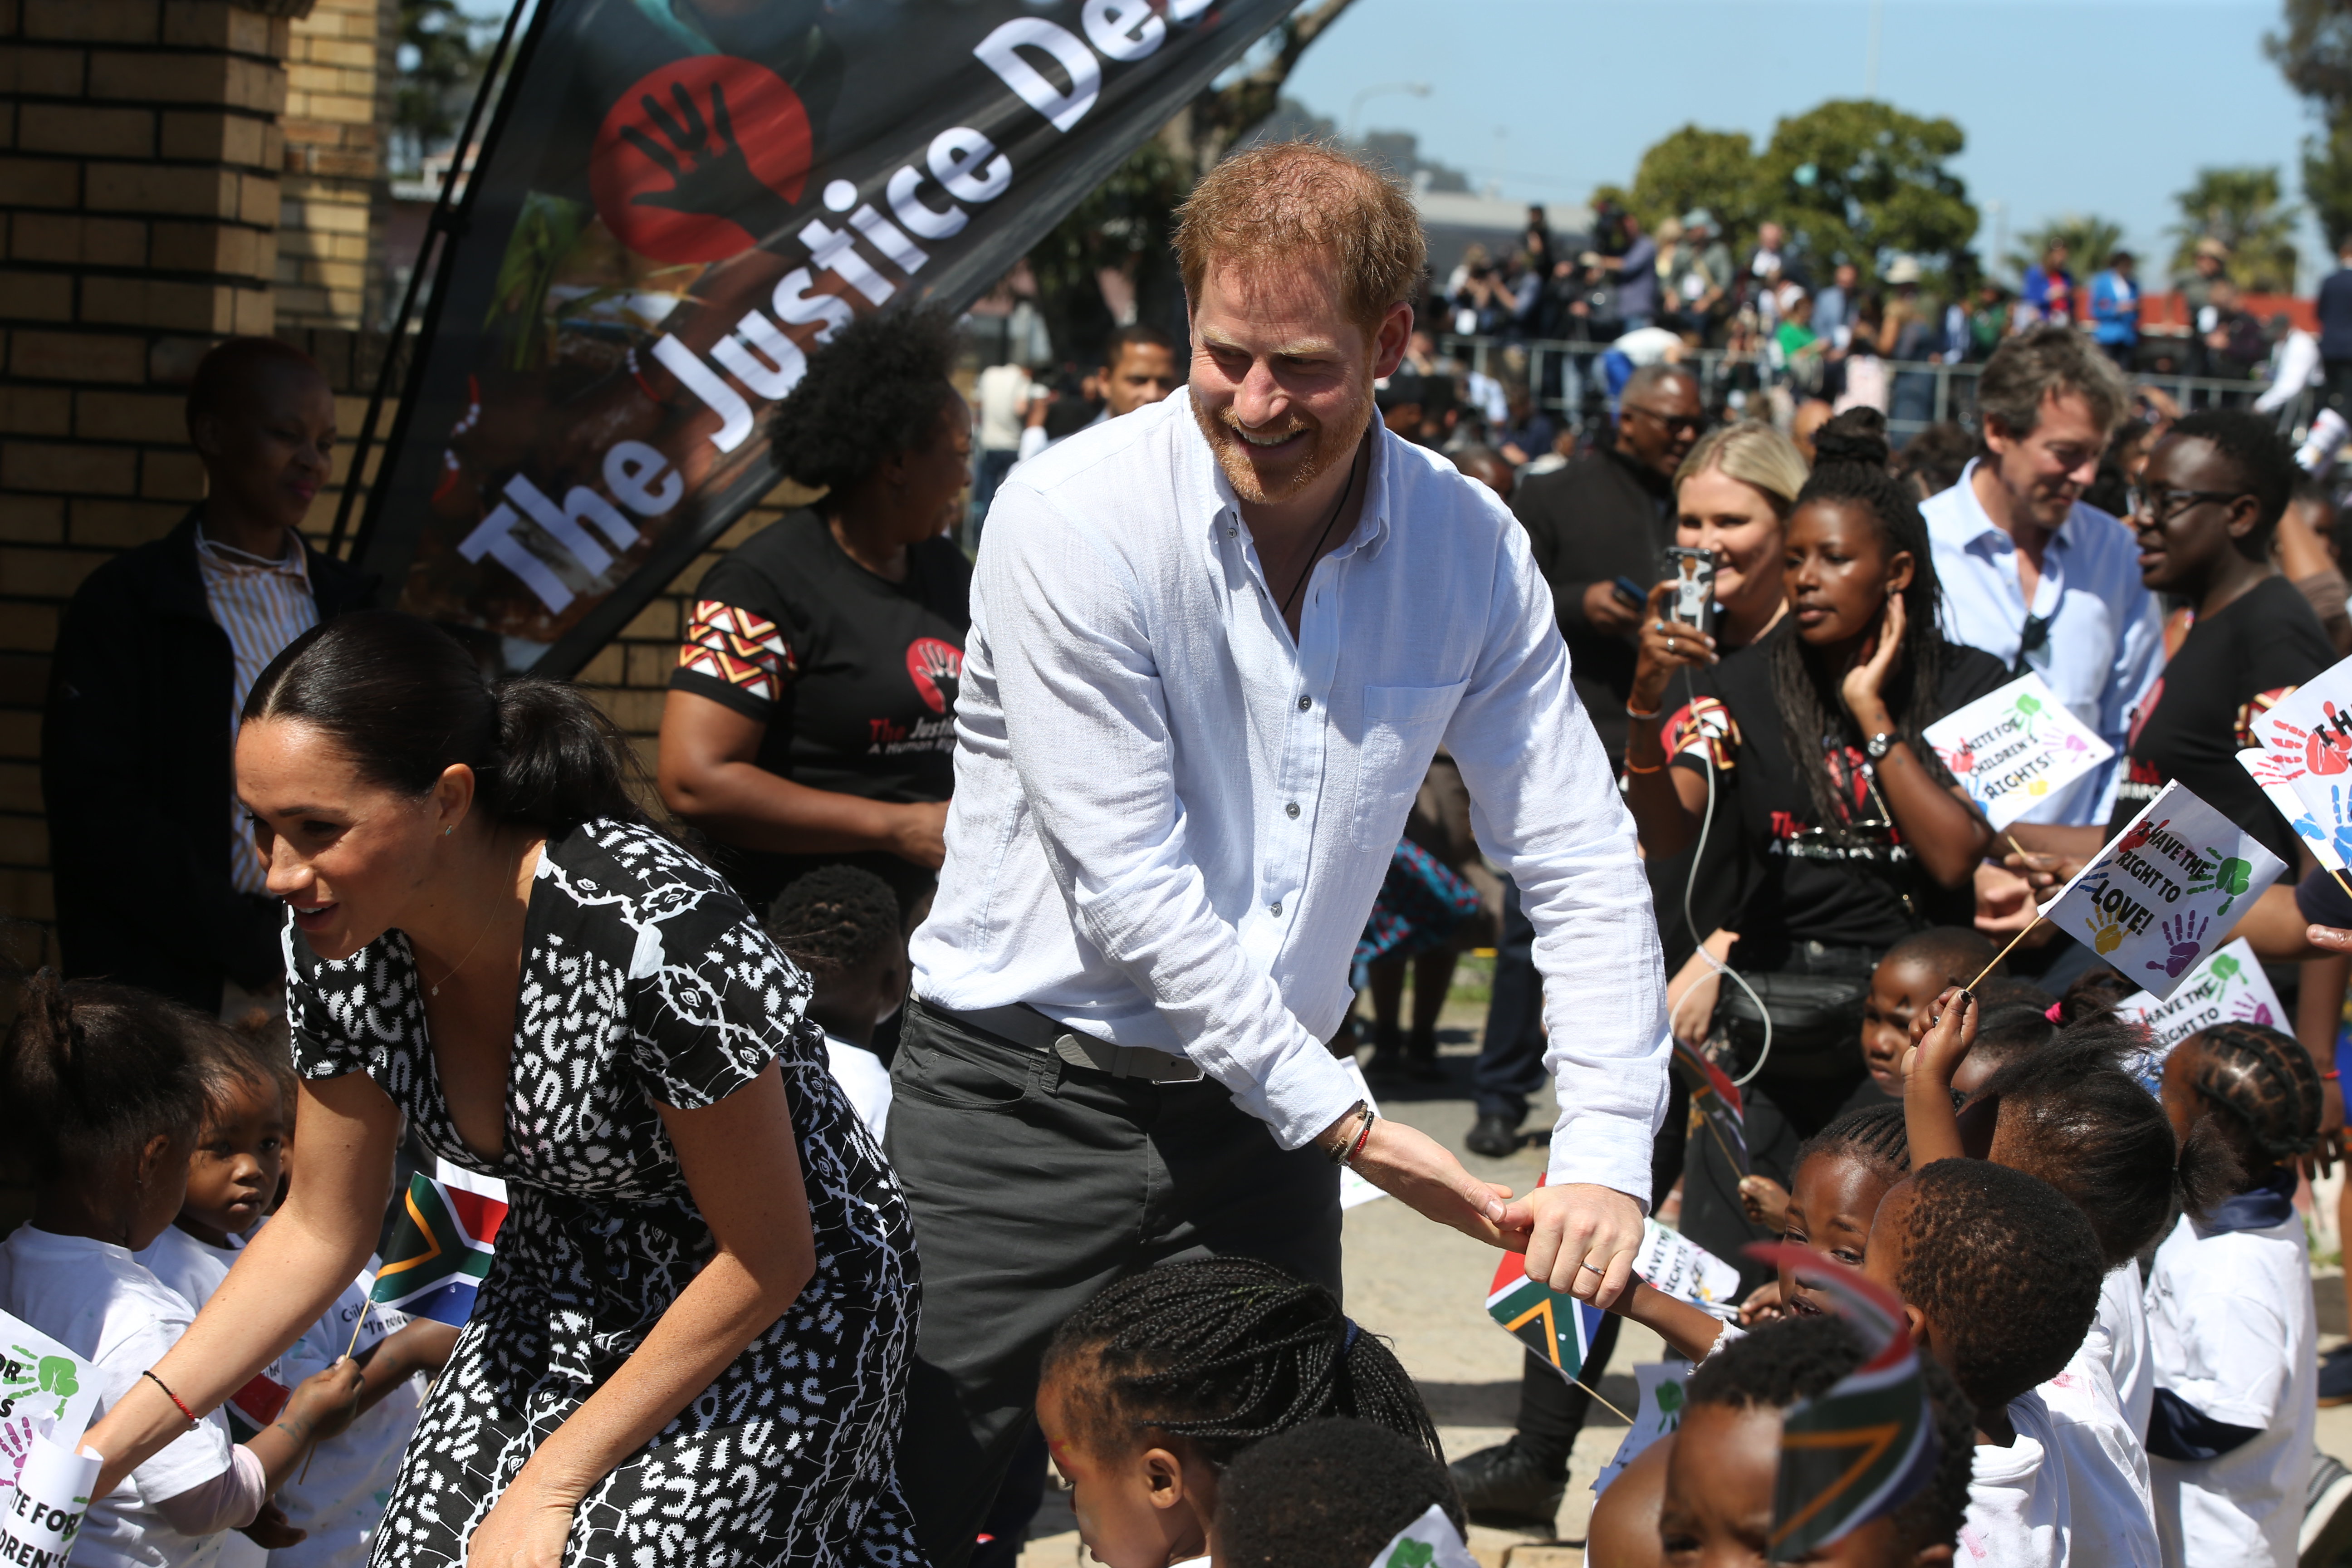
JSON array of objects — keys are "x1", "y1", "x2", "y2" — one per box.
[
  {"x1": 2188, "y1": 1021, "x2": 2323, "y2": 1161},
  {"x1": 1794, "y1": 1102, "x2": 1911, "y2": 1186},
  {"x1": 1040, "y1": 1256, "x2": 1439, "y2": 1466}
]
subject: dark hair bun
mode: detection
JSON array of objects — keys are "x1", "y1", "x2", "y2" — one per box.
[
  {"x1": 3, "y1": 970, "x2": 206, "y2": 1181},
  {"x1": 1811, "y1": 407, "x2": 1892, "y2": 469}
]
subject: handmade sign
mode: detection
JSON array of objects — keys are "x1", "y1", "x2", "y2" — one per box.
[
  {"x1": 1670, "y1": 1038, "x2": 1749, "y2": 1181},
  {"x1": 1634, "y1": 1220, "x2": 1743, "y2": 1320},
  {"x1": 0, "y1": 1433, "x2": 100, "y2": 1568},
  {"x1": 1364, "y1": 1501, "x2": 1481, "y2": 1568},
  {"x1": 2113, "y1": 937, "x2": 2285, "y2": 1093},
  {"x1": 2037, "y1": 781, "x2": 2284, "y2": 1000},
  {"x1": 1338, "y1": 1059, "x2": 1387, "y2": 1212},
  {"x1": 371, "y1": 1160, "x2": 510, "y2": 1328},
  {"x1": 0, "y1": 1313, "x2": 96, "y2": 1499},
  {"x1": 1922, "y1": 674, "x2": 2112, "y2": 831},
  {"x1": 1591, "y1": 1362, "x2": 1691, "y2": 1497},
  {"x1": 1747, "y1": 1244, "x2": 1940, "y2": 1562},
  {"x1": 2239, "y1": 745, "x2": 2352, "y2": 877}
]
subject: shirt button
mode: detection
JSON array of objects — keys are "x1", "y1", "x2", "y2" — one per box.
[
  {"x1": 1269, "y1": 901, "x2": 1283, "y2": 916},
  {"x1": 1297, "y1": 695, "x2": 1311, "y2": 711},
  {"x1": 1285, "y1": 802, "x2": 1300, "y2": 818}
]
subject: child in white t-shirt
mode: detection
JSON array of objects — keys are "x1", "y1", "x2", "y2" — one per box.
[
  {"x1": 767, "y1": 866, "x2": 909, "y2": 1145},
  {"x1": 1861, "y1": 1157, "x2": 2107, "y2": 1567},
  {"x1": 2147, "y1": 1023, "x2": 2322, "y2": 1568},
  {"x1": 0, "y1": 974, "x2": 362, "y2": 1568},
  {"x1": 264, "y1": 1112, "x2": 459, "y2": 1567},
  {"x1": 133, "y1": 1015, "x2": 301, "y2": 1568},
  {"x1": 1911, "y1": 1009, "x2": 2242, "y2": 1568}
]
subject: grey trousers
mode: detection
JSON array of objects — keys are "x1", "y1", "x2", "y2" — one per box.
[{"x1": 884, "y1": 998, "x2": 1343, "y2": 1568}]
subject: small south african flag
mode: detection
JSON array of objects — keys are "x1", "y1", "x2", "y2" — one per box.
[
  {"x1": 1483, "y1": 1181, "x2": 1609, "y2": 1382},
  {"x1": 370, "y1": 1160, "x2": 508, "y2": 1328}
]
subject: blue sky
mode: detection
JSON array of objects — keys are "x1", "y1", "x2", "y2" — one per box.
[{"x1": 1281, "y1": 0, "x2": 2329, "y2": 288}]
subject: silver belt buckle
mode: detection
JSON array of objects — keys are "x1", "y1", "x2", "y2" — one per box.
[{"x1": 1053, "y1": 1032, "x2": 1203, "y2": 1083}]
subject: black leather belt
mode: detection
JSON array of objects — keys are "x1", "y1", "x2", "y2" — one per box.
[{"x1": 942, "y1": 1002, "x2": 1206, "y2": 1084}]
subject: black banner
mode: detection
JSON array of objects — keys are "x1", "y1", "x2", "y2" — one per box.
[{"x1": 359, "y1": 0, "x2": 1297, "y2": 676}]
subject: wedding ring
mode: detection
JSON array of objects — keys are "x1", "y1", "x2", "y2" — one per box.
[
  {"x1": 1582, "y1": 1262, "x2": 1603, "y2": 1273},
  {"x1": 1666, "y1": 637, "x2": 1676, "y2": 654}
]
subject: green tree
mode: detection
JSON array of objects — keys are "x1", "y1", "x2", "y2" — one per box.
[
  {"x1": 2006, "y1": 214, "x2": 2126, "y2": 281},
  {"x1": 1618, "y1": 125, "x2": 1764, "y2": 246},
  {"x1": 2169, "y1": 167, "x2": 2300, "y2": 291},
  {"x1": 393, "y1": 0, "x2": 486, "y2": 174},
  {"x1": 2268, "y1": 0, "x2": 2352, "y2": 248},
  {"x1": 1753, "y1": 99, "x2": 1976, "y2": 280}
]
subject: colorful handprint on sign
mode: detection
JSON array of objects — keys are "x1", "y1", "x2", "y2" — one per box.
[
  {"x1": 2119, "y1": 816, "x2": 2164, "y2": 855},
  {"x1": 2186, "y1": 851, "x2": 2255, "y2": 916},
  {"x1": 2232, "y1": 997, "x2": 2277, "y2": 1025},
  {"x1": 2146, "y1": 911, "x2": 2213, "y2": 978},
  {"x1": 2210, "y1": 952, "x2": 2243, "y2": 984},
  {"x1": 2088, "y1": 911, "x2": 2125, "y2": 954}
]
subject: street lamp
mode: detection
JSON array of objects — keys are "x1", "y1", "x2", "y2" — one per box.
[{"x1": 1347, "y1": 81, "x2": 1431, "y2": 142}]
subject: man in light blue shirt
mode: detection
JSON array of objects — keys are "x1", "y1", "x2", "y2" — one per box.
[{"x1": 1921, "y1": 325, "x2": 2163, "y2": 832}]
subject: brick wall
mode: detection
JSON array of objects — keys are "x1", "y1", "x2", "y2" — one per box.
[
  {"x1": 0, "y1": 0, "x2": 300, "y2": 960},
  {"x1": 278, "y1": 0, "x2": 388, "y2": 329}
]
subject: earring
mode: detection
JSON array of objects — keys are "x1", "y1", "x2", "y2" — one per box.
[{"x1": 444, "y1": 826, "x2": 454, "y2": 837}]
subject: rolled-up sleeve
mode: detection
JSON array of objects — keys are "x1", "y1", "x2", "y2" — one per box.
[
  {"x1": 983, "y1": 481, "x2": 1357, "y2": 1150},
  {"x1": 1444, "y1": 523, "x2": 1670, "y2": 1202}
]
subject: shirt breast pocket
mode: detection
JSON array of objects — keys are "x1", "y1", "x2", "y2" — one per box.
[{"x1": 1354, "y1": 681, "x2": 1468, "y2": 852}]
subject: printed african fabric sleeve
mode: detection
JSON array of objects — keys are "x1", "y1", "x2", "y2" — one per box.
[{"x1": 669, "y1": 554, "x2": 800, "y2": 721}]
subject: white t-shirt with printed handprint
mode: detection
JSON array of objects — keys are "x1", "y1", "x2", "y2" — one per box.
[{"x1": 0, "y1": 1225, "x2": 237, "y2": 1568}]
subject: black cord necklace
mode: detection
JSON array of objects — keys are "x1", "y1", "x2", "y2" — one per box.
[{"x1": 1276, "y1": 437, "x2": 1366, "y2": 624}]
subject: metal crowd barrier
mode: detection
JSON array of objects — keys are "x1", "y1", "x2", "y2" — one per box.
[{"x1": 1434, "y1": 333, "x2": 2321, "y2": 448}]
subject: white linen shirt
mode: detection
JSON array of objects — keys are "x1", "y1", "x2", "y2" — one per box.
[
  {"x1": 910, "y1": 390, "x2": 1670, "y2": 1195},
  {"x1": 1922, "y1": 463, "x2": 2164, "y2": 827}
]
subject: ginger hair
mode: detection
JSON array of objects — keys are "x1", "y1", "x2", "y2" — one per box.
[{"x1": 1173, "y1": 141, "x2": 1426, "y2": 336}]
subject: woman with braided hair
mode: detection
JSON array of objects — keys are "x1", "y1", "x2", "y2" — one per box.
[
  {"x1": 2147, "y1": 1020, "x2": 2322, "y2": 1566},
  {"x1": 1623, "y1": 407, "x2": 2004, "y2": 1235},
  {"x1": 1031, "y1": 1256, "x2": 1437, "y2": 1568}
]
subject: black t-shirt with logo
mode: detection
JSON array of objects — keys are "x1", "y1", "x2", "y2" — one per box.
[
  {"x1": 1665, "y1": 621, "x2": 2009, "y2": 955},
  {"x1": 2108, "y1": 573, "x2": 2334, "y2": 867},
  {"x1": 669, "y1": 508, "x2": 970, "y2": 910}
]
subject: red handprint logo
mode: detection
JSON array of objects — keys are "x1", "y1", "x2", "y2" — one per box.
[
  {"x1": 589, "y1": 57, "x2": 812, "y2": 263},
  {"x1": 906, "y1": 637, "x2": 963, "y2": 715},
  {"x1": 2119, "y1": 816, "x2": 2164, "y2": 855}
]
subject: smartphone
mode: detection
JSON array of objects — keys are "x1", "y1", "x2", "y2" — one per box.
[
  {"x1": 1611, "y1": 575, "x2": 1648, "y2": 610},
  {"x1": 1665, "y1": 546, "x2": 1715, "y2": 635}
]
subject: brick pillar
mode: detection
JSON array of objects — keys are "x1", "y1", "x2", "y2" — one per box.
[
  {"x1": 0, "y1": 0, "x2": 291, "y2": 954},
  {"x1": 279, "y1": 0, "x2": 385, "y2": 329}
]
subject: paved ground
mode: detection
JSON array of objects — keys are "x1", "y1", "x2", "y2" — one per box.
[{"x1": 1015, "y1": 984, "x2": 2352, "y2": 1568}]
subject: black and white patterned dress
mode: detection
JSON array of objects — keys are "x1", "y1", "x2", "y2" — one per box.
[{"x1": 284, "y1": 818, "x2": 924, "y2": 1568}]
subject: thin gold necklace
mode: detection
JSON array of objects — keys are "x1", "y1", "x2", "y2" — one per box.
[{"x1": 422, "y1": 903, "x2": 502, "y2": 998}]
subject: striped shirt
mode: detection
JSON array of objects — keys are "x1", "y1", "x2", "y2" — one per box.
[{"x1": 196, "y1": 524, "x2": 316, "y2": 895}]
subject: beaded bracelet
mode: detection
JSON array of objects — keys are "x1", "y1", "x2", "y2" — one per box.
[
  {"x1": 1622, "y1": 755, "x2": 1666, "y2": 774},
  {"x1": 1325, "y1": 1101, "x2": 1368, "y2": 1165},
  {"x1": 1344, "y1": 1106, "x2": 1378, "y2": 1166},
  {"x1": 143, "y1": 1369, "x2": 197, "y2": 1430}
]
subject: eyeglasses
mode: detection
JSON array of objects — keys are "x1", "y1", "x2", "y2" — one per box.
[
  {"x1": 2125, "y1": 485, "x2": 2251, "y2": 525},
  {"x1": 1622, "y1": 403, "x2": 1709, "y2": 437}
]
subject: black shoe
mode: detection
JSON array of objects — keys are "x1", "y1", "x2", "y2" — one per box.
[
  {"x1": 2303, "y1": 1449, "x2": 2352, "y2": 1564},
  {"x1": 1405, "y1": 1029, "x2": 1450, "y2": 1083},
  {"x1": 1366, "y1": 1021, "x2": 1406, "y2": 1082},
  {"x1": 1449, "y1": 1436, "x2": 1566, "y2": 1530},
  {"x1": 1466, "y1": 1111, "x2": 1522, "y2": 1158}
]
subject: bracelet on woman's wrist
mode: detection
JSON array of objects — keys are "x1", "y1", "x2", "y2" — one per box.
[
  {"x1": 1623, "y1": 755, "x2": 1666, "y2": 775},
  {"x1": 1626, "y1": 700, "x2": 1662, "y2": 720},
  {"x1": 1325, "y1": 1101, "x2": 1369, "y2": 1164},
  {"x1": 142, "y1": 1368, "x2": 198, "y2": 1430}
]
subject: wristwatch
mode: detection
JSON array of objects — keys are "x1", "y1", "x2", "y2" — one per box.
[{"x1": 1864, "y1": 732, "x2": 1897, "y2": 761}]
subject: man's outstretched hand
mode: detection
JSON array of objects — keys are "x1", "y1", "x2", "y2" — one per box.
[
  {"x1": 1499, "y1": 1182, "x2": 1645, "y2": 1308},
  {"x1": 1338, "y1": 1115, "x2": 1515, "y2": 1245}
]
